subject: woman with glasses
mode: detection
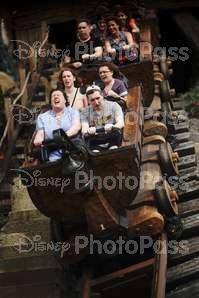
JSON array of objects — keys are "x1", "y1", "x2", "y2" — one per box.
[{"x1": 94, "y1": 62, "x2": 128, "y2": 105}]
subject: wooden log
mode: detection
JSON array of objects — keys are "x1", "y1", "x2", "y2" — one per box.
[
  {"x1": 127, "y1": 142, "x2": 165, "y2": 235},
  {"x1": 127, "y1": 206, "x2": 164, "y2": 236},
  {"x1": 80, "y1": 271, "x2": 92, "y2": 298},
  {"x1": 173, "y1": 13, "x2": 199, "y2": 51},
  {"x1": 127, "y1": 139, "x2": 179, "y2": 235},
  {"x1": 144, "y1": 120, "x2": 168, "y2": 138},
  {"x1": 152, "y1": 232, "x2": 167, "y2": 298},
  {"x1": 143, "y1": 135, "x2": 165, "y2": 145},
  {"x1": 18, "y1": 64, "x2": 28, "y2": 107},
  {"x1": 4, "y1": 97, "x2": 14, "y2": 141}
]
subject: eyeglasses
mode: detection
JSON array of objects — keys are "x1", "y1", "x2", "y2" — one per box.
[{"x1": 99, "y1": 70, "x2": 111, "y2": 74}]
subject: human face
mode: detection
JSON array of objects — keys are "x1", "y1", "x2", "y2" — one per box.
[
  {"x1": 62, "y1": 70, "x2": 75, "y2": 88},
  {"x1": 117, "y1": 12, "x2": 127, "y2": 26},
  {"x1": 107, "y1": 20, "x2": 119, "y2": 35},
  {"x1": 99, "y1": 66, "x2": 113, "y2": 84},
  {"x1": 77, "y1": 22, "x2": 91, "y2": 40},
  {"x1": 88, "y1": 91, "x2": 104, "y2": 111},
  {"x1": 98, "y1": 19, "x2": 106, "y2": 32},
  {"x1": 51, "y1": 90, "x2": 66, "y2": 111}
]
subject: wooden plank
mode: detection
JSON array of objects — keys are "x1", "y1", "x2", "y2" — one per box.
[
  {"x1": 4, "y1": 97, "x2": 14, "y2": 141},
  {"x1": 181, "y1": 214, "x2": 199, "y2": 238},
  {"x1": 173, "y1": 13, "x2": 199, "y2": 51},
  {"x1": 167, "y1": 257, "x2": 199, "y2": 290},
  {"x1": 80, "y1": 271, "x2": 92, "y2": 298},
  {"x1": 144, "y1": 0, "x2": 199, "y2": 9},
  {"x1": 179, "y1": 199, "x2": 199, "y2": 217},
  {"x1": 178, "y1": 153, "x2": 197, "y2": 169},
  {"x1": 166, "y1": 280, "x2": 199, "y2": 298},
  {"x1": 18, "y1": 65, "x2": 28, "y2": 107},
  {"x1": 91, "y1": 258, "x2": 155, "y2": 289},
  {"x1": 168, "y1": 236, "x2": 199, "y2": 265},
  {"x1": 152, "y1": 233, "x2": 167, "y2": 298},
  {"x1": 178, "y1": 180, "x2": 199, "y2": 201}
]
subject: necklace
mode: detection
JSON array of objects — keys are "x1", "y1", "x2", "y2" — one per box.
[{"x1": 78, "y1": 36, "x2": 90, "y2": 43}]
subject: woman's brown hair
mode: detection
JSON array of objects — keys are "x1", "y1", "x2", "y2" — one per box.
[
  {"x1": 57, "y1": 68, "x2": 82, "y2": 90},
  {"x1": 98, "y1": 62, "x2": 121, "y2": 78}
]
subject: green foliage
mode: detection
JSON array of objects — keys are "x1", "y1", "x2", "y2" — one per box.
[{"x1": 177, "y1": 81, "x2": 199, "y2": 117}]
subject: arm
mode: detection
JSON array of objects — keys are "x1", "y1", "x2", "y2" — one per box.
[
  {"x1": 107, "y1": 80, "x2": 128, "y2": 101},
  {"x1": 83, "y1": 95, "x2": 88, "y2": 108},
  {"x1": 81, "y1": 121, "x2": 90, "y2": 135},
  {"x1": 107, "y1": 89, "x2": 127, "y2": 102},
  {"x1": 113, "y1": 103, "x2": 125, "y2": 129},
  {"x1": 33, "y1": 114, "x2": 45, "y2": 146},
  {"x1": 33, "y1": 129, "x2": 44, "y2": 146},
  {"x1": 124, "y1": 32, "x2": 139, "y2": 49},
  {"x1": 104, "y1": 39, "x2": 116, "y2": 55},
  {"x1": 66, "y1": 109, "x2": 81, "y2": 137},
  {"x1": 90, "y1": 46, "x2": 103, "y2": 60}
]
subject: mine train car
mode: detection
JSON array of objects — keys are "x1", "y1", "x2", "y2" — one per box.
[{"x1": 20, "y1": 19, "x2": 179, "y2": 264}]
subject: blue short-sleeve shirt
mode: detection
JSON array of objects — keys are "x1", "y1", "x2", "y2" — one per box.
[{"x1": 36, "y1": 106, "x2": 79, "y2": 161}]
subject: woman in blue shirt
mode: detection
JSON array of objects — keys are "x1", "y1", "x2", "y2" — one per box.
[{"x1": 34, "y1": 89, "x2": 81, "y2": 161}]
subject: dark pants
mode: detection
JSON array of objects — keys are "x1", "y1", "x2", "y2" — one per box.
[{"x1": 85, "y1": 129, "x2": 122, "y2": 150}]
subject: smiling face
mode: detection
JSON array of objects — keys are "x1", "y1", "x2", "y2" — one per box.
[
  {"x1": 62, "y1": 70, "x2": 75, "y2": 88},
  {"x1": 87, "y1": 90, "x2": 104, "y2": 111},
  {"x1": 98, "y1": 19, "x2": 107, "y2": 32},
  {"x1": 107, "y1": 20, "x2": 119, "y2": 35},
  {"x1": 99, "y1": 66, "x2": 113, "y2": 84},
  {"x1": 116, "y1": 11, "x2": 127, "y2": 26},
  {"x1": 77, "y1": 21, "x2": 91, "y2": 40},
  {"x1": 51, "y1": 90, "x2": 66, "y2": 111}
]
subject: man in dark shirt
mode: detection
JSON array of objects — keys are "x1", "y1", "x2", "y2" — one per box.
[{"x1": 64, "y1": 19, "x2": 103, "y2": 69}]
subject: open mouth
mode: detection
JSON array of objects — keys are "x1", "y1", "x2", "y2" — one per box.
[{"x1": 54, "y1": 99, "x2": 61, "y2": 104}]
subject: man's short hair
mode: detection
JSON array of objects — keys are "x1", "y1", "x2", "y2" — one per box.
[
  {"x1": 77, "y1": 19, "x2": 91, "y2": 27},
  {"x1": 86, "y1": 85, "x2": 101, "y2": 96}
]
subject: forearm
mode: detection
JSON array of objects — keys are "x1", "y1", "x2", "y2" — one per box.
[
  {"x1": 66, "y1": 121, "x2": 81, "y2": 137},
  {"x1": 90, "y1": 47, "x2": 103, "y2": 59},
  {"x1": 81, "y1": 122, "x2": 89, "y2": 135},
  {"x1": 33, "y1": 130, "x2": 44, "y2": 146},
  {"x1": 114, "y1": 119, "x2": 124, "y2": 129}
]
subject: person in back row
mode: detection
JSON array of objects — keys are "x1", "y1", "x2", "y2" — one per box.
[
  {"x1": 81, "y1": 85, "x2": 124, "y2": 152},
  {"x1": 64, "y1": 19, "x2": 103, "y2": 69},
  {"x1": 105, "y1": 16, "x2": 139, "y2": 65}
]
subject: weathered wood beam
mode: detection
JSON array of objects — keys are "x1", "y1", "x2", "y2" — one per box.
[
  {"x1": 143, "y1": 0, "x2": 199, "y2": 10},
  {"x1": 173, "y1": 13, "x2": 199, "y2": 51}
]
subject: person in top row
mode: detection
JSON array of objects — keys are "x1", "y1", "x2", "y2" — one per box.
[
  {"x1": 105, "y1": 16, "x2": 139, "y2": 66},
  {"x1": 114, "y1": 5, "x2": 140, "y2": 34},
  {"x1": 64, "y1": 19, "x2": 103, "y2": 68}
]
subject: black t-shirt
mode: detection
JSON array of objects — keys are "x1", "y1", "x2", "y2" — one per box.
[{"x1": 68, "y1": 37, "x2": 103, "y2": 62}]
